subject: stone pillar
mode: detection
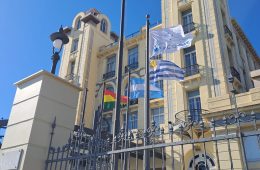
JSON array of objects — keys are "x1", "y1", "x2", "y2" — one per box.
[{"x1": 0, "y1": 70, "x2": 81, "y2": 170}]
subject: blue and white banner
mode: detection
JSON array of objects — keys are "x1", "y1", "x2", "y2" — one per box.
[
  {"x1": 149, "y1": 25, "x2": 193, "y2": 58},
  {"x1": 150, "y1": 60, "x2": 185, "y2": 82},
  {"x1": 130, "y1": 78, "x2": 163, "y2": 99}
]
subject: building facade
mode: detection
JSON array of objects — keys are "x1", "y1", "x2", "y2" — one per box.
[{"x1": 58, "y1": 0, "x2": 260, "y2": 169}]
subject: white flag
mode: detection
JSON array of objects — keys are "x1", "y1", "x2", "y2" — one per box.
[{"x1": 149, "y1": 25, "x2": 193, "y2": 58}]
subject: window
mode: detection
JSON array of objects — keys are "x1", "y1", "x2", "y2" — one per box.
[
  {"x1": 244, "y1": 136, "x2": 260, "y2": 161},
  {"x1": 70, "y1": 61, "x2": 75, "y2": 75},
  {"x1": 124, "y1": 111, "x2": 138, "y2": 130},
  {"x1": 101, "y1": 116, "x2": 112, "y2": 133},
  {"x1": 184, "y1": 46, "x2": 198, "y2": 76},
  {"x1": 184, "y1": 46, "x2": 196, "y2": 67},
  {"x1": 76, "y1": 18, "x2": 81, "y2": 30},
  {"x1": 106, "y1": 55, "x2": 116, "y2": 73},
  {"x1": 182, "y1": 9, "x2": 194, "y2": 33},
  {"x1": 187, "y1": 90, "x2": 202, "y2": 122},
  {"x1": 151, "y1": 107, "x2": 164, "y2": 126},
  {"x1": 100, "y1": 19, "x2": 107, "y2": 33},
  {"x1": 128, "y1": 47, "x2": 138, "y2": 65},
  {"x1": 71, "y1": 39, "x2": 79, "y2": 52}
]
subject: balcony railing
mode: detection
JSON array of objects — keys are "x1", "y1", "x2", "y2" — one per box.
[
  {"x1": 230, "y1": 66, "x2": 241, "y2": 82},
  {"x1": 125, "y1": 62, "x2": 139, "y2": 73},
  {"x1": 183, "y1": 64, "x2": 200, "y2": 77},
  {"x1": 178, "y1": 0, "x2": 192, "y2": 8},
  {"x1": 224, "y1": 25, "x2": 233, "y2": 39},
  {"x1": 103, "y1": 71, "x2": 115, "y2": 80},
  {"x1": 125, "y1": 20, "x2": 162, "y2": 40},
  {"x1": 99, "y1": 41, "x2": 118, "y2": 52},
  {"x1": 126, "y1": 31, "x2": 141, "y2": 40},
  {"x1": 175, "y1": 109, "x2": 208, "y2": 124},
  {"x1": 65, "y1": 73, "x2": 79, "y2": 83},
  {"x1": 178, "y1": 0, "x2": 191, "y2": 3},
  {"x1": 183, "y1": 22, "x2": 195, "y2": 34},
  {"x1": 99, "y1": 21, "x2": 161, "y2": 52},
  {"x1": 150, "y1": 20, "x2": 162, "y2": 28},
  {"x1": 130, "y1": 99, "x2": 138, "y2": 105}
]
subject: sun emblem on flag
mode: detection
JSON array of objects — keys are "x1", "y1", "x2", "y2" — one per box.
[{"x1": 150, "y1": 60, "x2": 157, "y2": 70}]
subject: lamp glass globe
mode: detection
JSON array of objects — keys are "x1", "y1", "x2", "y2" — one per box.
[{"x1": 53, "y1": 39, "x2": 63, "y2": 49}]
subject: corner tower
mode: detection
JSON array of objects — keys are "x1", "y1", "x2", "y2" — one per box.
[{"x1": 59, "y1": 9, "x2": 118, "y2": 127}]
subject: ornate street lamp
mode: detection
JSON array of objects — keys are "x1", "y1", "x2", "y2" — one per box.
[{"x1": 50, "y1": 26, "x2": 69, "y2": 74}]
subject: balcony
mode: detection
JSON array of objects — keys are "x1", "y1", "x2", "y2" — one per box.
[
  {"x1": 126, "y1": 31, "x2": 141, "y2": 40},
  {"x1": 103, "y1": 71, "x2": 115, "y2": 80},
  {"x1": 224, "y1": 25, "x2": 234, "y2": 45},
  {"x1": 183, "y1": 22, "x2": 195, "y2": 34},
  {"x1": 65, "y1": 73, "x2": 79, "y2": 84},
  {"x1": 99, "y1": 41, "x2": 118, "y2": 52},
  {"x1": 174, "y1": 109, "x2": 210, "y2": 138},
  {"x1": 175, "y1": 109, "x2": 208, "y2": 124},
  {"x1": 208, "y1": 86, "x2": 260, "y2": 114},
  {"x1": 184, "y1": 64, "x2": 200, "y2": 77},
  {"x1": 125, "y1": 62, "x2": 139, "y2": 73},
  {"x1": 178, "y1": 0, "x2": 193, "y2": 9},
  {"x1": 130, "y1": 98, "x2": 138, "y2": 105},
  {"x1": 230, "y1": 66, "x2": 241, "y2": 82}
]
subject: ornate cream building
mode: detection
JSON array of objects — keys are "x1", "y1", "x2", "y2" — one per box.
[{"x1": 58, "y1": 0, "x2": 260, "y2": 169}]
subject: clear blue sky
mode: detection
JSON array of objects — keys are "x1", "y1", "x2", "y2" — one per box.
[{"x1": 0, "y1": 0, "x2": 259, "y2": 121}]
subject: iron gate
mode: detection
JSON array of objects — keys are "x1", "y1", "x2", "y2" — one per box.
[{"x1": 45, "y1": 112, "x2": 260, "y2": 170}]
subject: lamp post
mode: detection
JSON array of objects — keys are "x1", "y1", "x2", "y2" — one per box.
[
  {"x1": 50, "y1": 26, "x2": 69, "y2": 74},
  {"x1": 228, "y1": 74, "x2": 249, "y2": 170}
]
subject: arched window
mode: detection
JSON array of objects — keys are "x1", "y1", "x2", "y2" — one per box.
[
  {"x1": 100, "y1": 19, "x2": 107, "y2": 33},
  {"x1": 76, "y1": 18, "x2": 81, "y2": 30}
]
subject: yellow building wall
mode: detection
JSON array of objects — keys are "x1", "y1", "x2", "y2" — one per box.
[{"x1": 58, "y1": 2, "x2": 260, "y2": 169}]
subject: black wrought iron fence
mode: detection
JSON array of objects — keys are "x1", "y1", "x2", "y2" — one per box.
[{"x1": 45, "y1": 112, "x2": 260, "y2": 170}]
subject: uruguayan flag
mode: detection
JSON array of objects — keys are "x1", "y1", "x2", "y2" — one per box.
[
  {"x1": 130, "y1": 78, "x2": 163, "y2": 99},
  {"x1": 150, "y1": 60, "x2": 185, "y2": 82},
  {"x1": 149, "y1": 25, "x2": 193, "y2": 58}
]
